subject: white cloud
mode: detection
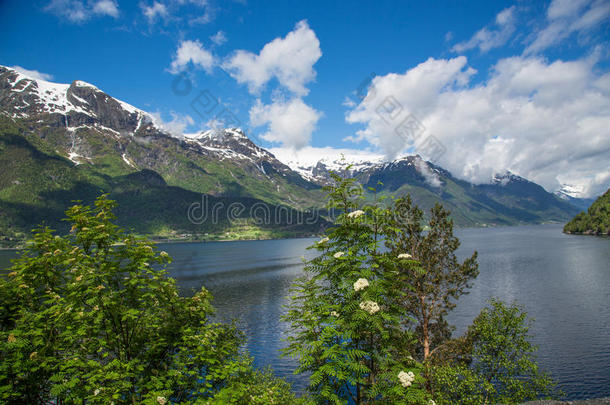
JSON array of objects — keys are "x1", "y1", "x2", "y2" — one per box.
[
  {"x1": 223, "y1": 20, "x2": 322, "y2": 96},
  {"x1": 414, "y1": 158, "x2": 442, "y2": 188},
  {"x1": 525, "y1": 0, "x2": 610, "y2": 55},
  {"x1": 92, "y1": 0, "x2": 119, "y2": 17},
  {"x1": 342, "y1": 96, "x2": 356, "y2": 108},
  {"x1": 169, "y1": 40, "x2": 215, "y2": 74},
  {"x1": 452, "y1": 6, "x2": 516, "y2": 53},
  {"x1": 10, "y1": 66, "x2": 53, "y2": 81},
  {"x1": 150, "y1": 111, "x2": 194, "y2": 137},
  {"x1": 249, "y1": 98, "x2": 322, "y2": 150},
  {"x1": 189, "y1": 6, "x2": 215, "y2": 25},
  {"x1": 45, "y1": 0, "x2": 119, "y2": 23},
  {"x1": 142, "y1": 1, "x2": 168, "y2": 23},
  {"x1": 210, "y1": 30, "x2": 227, "y2": 46},
  {"x1": 345, "y1": 55, "x2": 610, "y2": 198}
]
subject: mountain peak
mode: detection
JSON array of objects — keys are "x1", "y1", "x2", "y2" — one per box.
[{"x1": 491, "y1": 171, "x2": 528, "y2": 186}]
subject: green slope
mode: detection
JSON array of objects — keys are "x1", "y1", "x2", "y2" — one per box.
[
  {"x1": 0, "y1": 117, "x2": 327, "y2": 247},
  {"x1": 563, "y1": 189, "x2": 610, "y2": 235}
]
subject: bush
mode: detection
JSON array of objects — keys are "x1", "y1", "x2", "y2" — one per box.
[
  {"x1": 0, "y1": 195, "x2": 302, "y2": 404},
  {"x1": 432, "y1": 299, "x2": 557, "y2": 404}
]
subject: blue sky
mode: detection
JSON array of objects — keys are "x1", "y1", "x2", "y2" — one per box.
[{"x1": 1, "y1": 0, "x2": 609, "y2": 197}]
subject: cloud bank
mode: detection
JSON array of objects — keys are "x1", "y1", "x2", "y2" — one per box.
[{"x1": 345, "y1": 54, "x2": 610, "y2": 197}]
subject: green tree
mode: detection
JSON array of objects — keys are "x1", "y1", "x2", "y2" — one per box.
[
  {"x1": 564, "y1": 188, "x2": 610, "y2": 235},
  {"x1": 0, "y1": 195, "x2": 303, "y2": 404},
  {"x1": 283, "y1": 174, "x2": 429, "y2": 404},
  {"x1": 432, "y1": 299, "x2": 556, "y2": 404},
  {"x1": 384, "y1": 196, "x2": 479, "y2": 362}
]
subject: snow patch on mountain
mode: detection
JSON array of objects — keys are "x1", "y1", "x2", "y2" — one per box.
[
  {"x1": 1, "y1": 65, "x2": 153, "y2": 128},
  {"x1": 269, "y1": 146, "x2": 384, "y2": 181},
  {"x1": 492, "y1": 171, "x2": 527, "y2": 186},
  {"x1": 556, "y1": 183, "x2": 587, "y2": 199},
  {"x1": 185, "y1": 128, "x2": 279, "y2": 166}
]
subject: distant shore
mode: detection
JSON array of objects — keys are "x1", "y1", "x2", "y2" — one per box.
[
  {"x1": 520, "y1": 398, "x2": 610, "y2": 404},
  {"x1": 0, "y1": 222, "x2": 574, "y2": 250}
]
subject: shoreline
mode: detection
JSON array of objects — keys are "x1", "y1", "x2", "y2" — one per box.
[{"x1": 0, "y1": 222, "x2": 571, "y2": 250}]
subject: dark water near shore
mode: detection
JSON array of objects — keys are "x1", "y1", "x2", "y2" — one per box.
[{"x1": 1, "y1": 224, "x2": 608, "y2": 399}]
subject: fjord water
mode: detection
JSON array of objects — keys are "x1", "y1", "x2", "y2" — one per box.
[
  {"x1": 0, "y1": 224, "x2": 607, "y2": 399},
  {"x1": 160, "y1": 224, "x2": 610, "y2": 400}
]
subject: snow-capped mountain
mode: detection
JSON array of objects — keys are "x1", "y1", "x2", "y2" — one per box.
[
  {"x1": 0, "y1": 65, "x2": 308, "y2": 178},
  {"x1": 0, "y1": 64, "x2": 584, "y2": 239},
  {"x1": 269, "y1": 147, "x2": 384, "y2": 183},
  {"x1": 1, "y1": 66, "x2": 155, "y2": 135},
  {"x1": 554, "y1": 185, "x2": 595, "y2": 210},
  {"x1": 0, "y1": 65, "x2": 320, "y2": 207},
  {"x1": 184, "y1": 128, "x2": 293, "y2": 176}
]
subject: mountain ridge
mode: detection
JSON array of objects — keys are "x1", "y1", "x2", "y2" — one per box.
[{"x1": 0, "y1": 65, "x2": 588, "y2": 245}]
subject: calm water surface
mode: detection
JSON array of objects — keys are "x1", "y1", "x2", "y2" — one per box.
[{"x1": 1, "y1": 224, "x2": 608, "y2": 399}]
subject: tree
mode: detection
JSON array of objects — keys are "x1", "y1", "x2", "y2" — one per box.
[
  {"x1": 431, "y1": 299, "x2": 556, "y2": 404},
  {"x1": 384, "y1": 196, "x2": 479, "y2": 363},
  {"x1": 0, "y1": 195, "x2": 303, "y2": 404},
  {"x1": 283, "y1": 173, "x2": 429, "y2": 404}
]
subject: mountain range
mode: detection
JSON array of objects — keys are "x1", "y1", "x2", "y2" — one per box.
[{"x1": 0, "y1": 65, "x2": 588, "y2": 246}]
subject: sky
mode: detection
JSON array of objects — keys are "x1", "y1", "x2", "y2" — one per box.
[{"x1": 0, "y1": 0, "x2": 609, "y2": 198}]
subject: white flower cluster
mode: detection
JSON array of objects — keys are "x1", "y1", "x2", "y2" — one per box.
[
  {"x1": 347, "y1": 210, "x2": 365, "y2": 218},
  {"x1": 359, "y1": 300, "x2": 380, "y2": 314},
  {"x1": 330, "y1": 311, "x2": 340, "y2": 317},
  {"x1": 398, "y1": 253, "x2": 412, "y2": 259},
  {"x1": 333, "y1": 251, "x2": 344, "y2": 258},
  {"x1": 398, "y1": 370, "x2": 415, "y2": 387},
  {"x1": 157, "y1": 396, "x2": 167, "y2": 405},
  {"x1": 353, "y1": 278, "x2": 369, "y2": 292},
  {"x1": 318, "y1": 237, "x2": 329, "y2": 244}
]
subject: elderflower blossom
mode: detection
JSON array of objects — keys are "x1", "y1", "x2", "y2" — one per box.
[
  {"x1": 157, "y1": 396, "x2": 167, "y2": 405},
  {"x1": 94, "y1": 388, "x2": 100, "y2": 396},
  {"x1": 347, "y1": 210, "x2": 365, "y2": 218},
  {"x1": 333, "y1": 251, "x2": 344, "y2": 259},
  {"x1": 353, "y1": 278, "x2": 369, "y2": 292},
  {"x1": 318, "y1": 237, "x2": 329, "y2": 244},
  {"x1": 330, "y1": 311, "x2": 340, "y2": 317},
  {"x1": 398, "y1": 253, "x2": 412, "y2": 259},
  {"x1": 359, "y1": 300, "x2": 380, "y2": 315},
  {"x1": 398, "y1": 370, "x2": 415, "y2": 387}
]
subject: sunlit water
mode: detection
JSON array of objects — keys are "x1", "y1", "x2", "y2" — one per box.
[{"x1": 1, "y1": 224, "x2": 608, "y2": 400}]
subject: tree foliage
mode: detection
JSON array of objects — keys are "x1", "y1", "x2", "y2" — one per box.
[
  {"x1": 0, "y1": 195, "x2": 304, "y2": 404},
  {"x1": 283, "y1": 173, "x2": 429, "y2": 404},
  {"x1": 563, "y1": 188, "x2": 610, "y2": 235},
  {"x1": 432, "y1": 299, "x2": 556, "y2": 404},
  {"x1": 384, "y1": 196, "x2": 479, "y2": 362},
  {"x1": 284, "y1": 171, "x2": 556, "y2": 404}
]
